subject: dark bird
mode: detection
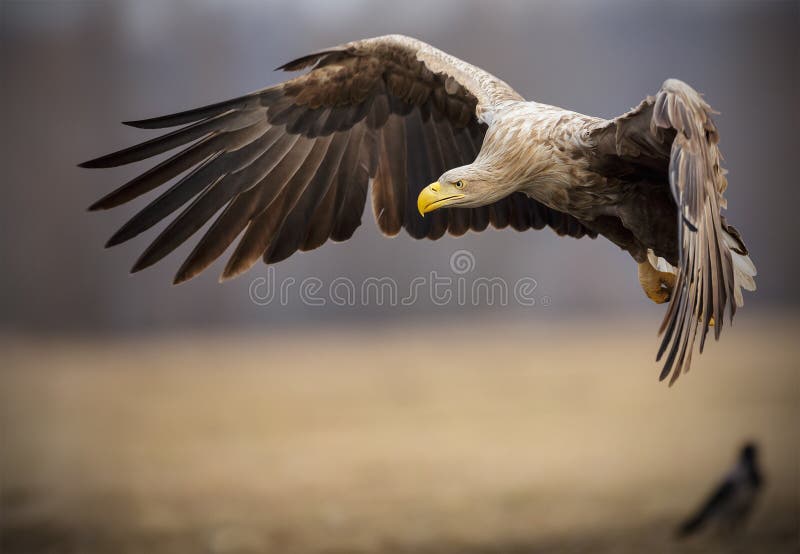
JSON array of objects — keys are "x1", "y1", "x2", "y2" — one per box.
[
  {"x1": 677, "y1": 443, "x2": 763, "y2": 538},
  {"x1": 80, "y1": 34, "x2": 756, "y2": 382}
]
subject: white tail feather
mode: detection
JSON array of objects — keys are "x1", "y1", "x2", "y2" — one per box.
[
  {"x1": 647, "y1": 249, "x2": 677, "y2": 275},
  {"x1": 723, "y1": 228, "x2": 757, "y2": 307}
]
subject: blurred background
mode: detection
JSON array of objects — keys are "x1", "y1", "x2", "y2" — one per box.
[{"x1": 1, "y1": 1, "x2": 798, "y2": 552}]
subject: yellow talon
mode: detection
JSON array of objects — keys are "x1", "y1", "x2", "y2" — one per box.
[
  {"x1": 638, "y1": 261, "x2": 676, "y2": 304},
  {"x1": 638, "y1": 262, "x2": 716, "y2": 326}
]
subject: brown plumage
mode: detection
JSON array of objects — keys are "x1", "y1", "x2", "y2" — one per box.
[{"x1": 80, "y1": 34, "x2": 755, "y2": 383}]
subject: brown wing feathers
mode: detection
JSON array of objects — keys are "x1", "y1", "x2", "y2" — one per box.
[
  {"x1": 265, "y1": 131, "x2": 354, "y2": 264},
  {"x1": 372, "y1": 113, "x2": 406, "y2": 236}
]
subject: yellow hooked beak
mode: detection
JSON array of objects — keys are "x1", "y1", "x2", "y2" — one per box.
[{"x1": 417, "y1": 182, "x2": 465, "y2": 216}]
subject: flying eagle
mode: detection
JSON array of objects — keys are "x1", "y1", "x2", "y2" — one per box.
[{"x1": 80, "y1": 35, "x2": 756, "y2": 383}]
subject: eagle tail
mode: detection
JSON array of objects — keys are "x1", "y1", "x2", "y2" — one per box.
[{"x1": 721, "y1": 223, "x2": 757, "y2": 308}]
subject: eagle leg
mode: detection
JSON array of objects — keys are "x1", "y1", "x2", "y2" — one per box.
[{"x1": 638, "y1": 261, "x2": 676, "y2": 304}]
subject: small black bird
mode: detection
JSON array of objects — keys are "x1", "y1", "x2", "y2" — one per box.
[{"x1": 677, "y1": 442, "x2": 763, "y2": 538}]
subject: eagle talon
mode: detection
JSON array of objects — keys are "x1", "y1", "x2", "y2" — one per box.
[{"x1": 638, "y1": 261, "x2": 676, "y2": 304}]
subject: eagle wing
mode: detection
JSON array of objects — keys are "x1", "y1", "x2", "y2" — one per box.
[
  {"x1": 592, "y1": 79, "x2": 754, "y2": 383},
  {"x1": 81, "y1": 34, "x2": 594, "y2": 284}
]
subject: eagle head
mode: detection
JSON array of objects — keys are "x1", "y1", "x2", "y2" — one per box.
[{"x1": 417, "y1": 165, "x2": 514, "y2": 215}]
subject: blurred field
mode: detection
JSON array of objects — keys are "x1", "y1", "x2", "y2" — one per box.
[{"x1": 1, "y1": 314, "x2": 798, "y2": 553}]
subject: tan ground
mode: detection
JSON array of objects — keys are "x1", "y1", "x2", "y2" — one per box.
[{"x1": 1, "y1": 314, "x2": 798, "y2": 553}]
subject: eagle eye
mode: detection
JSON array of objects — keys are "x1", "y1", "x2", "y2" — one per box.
[{"x1": 455, "y1": 180, "x2": 465, "y2": 189}]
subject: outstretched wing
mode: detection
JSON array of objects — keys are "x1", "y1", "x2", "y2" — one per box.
[
  {"x1": 592, "y1": 79, "x2": 753, "y2": 383},
  {"x1": 81, "y1": 34, "x2": 593, "y2": 284}
]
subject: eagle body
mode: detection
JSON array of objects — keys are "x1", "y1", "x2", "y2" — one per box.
[
  {"x1": 476, "y1": 100, "x2": 680, "y2": 266},
  {"x1": 80, "y1": 35, "x2": 756, "y2": 383}
]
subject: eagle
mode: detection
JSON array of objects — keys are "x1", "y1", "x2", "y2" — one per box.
[{"x1": 80, "y1": 34, "x2": 756, "y2": 383}]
